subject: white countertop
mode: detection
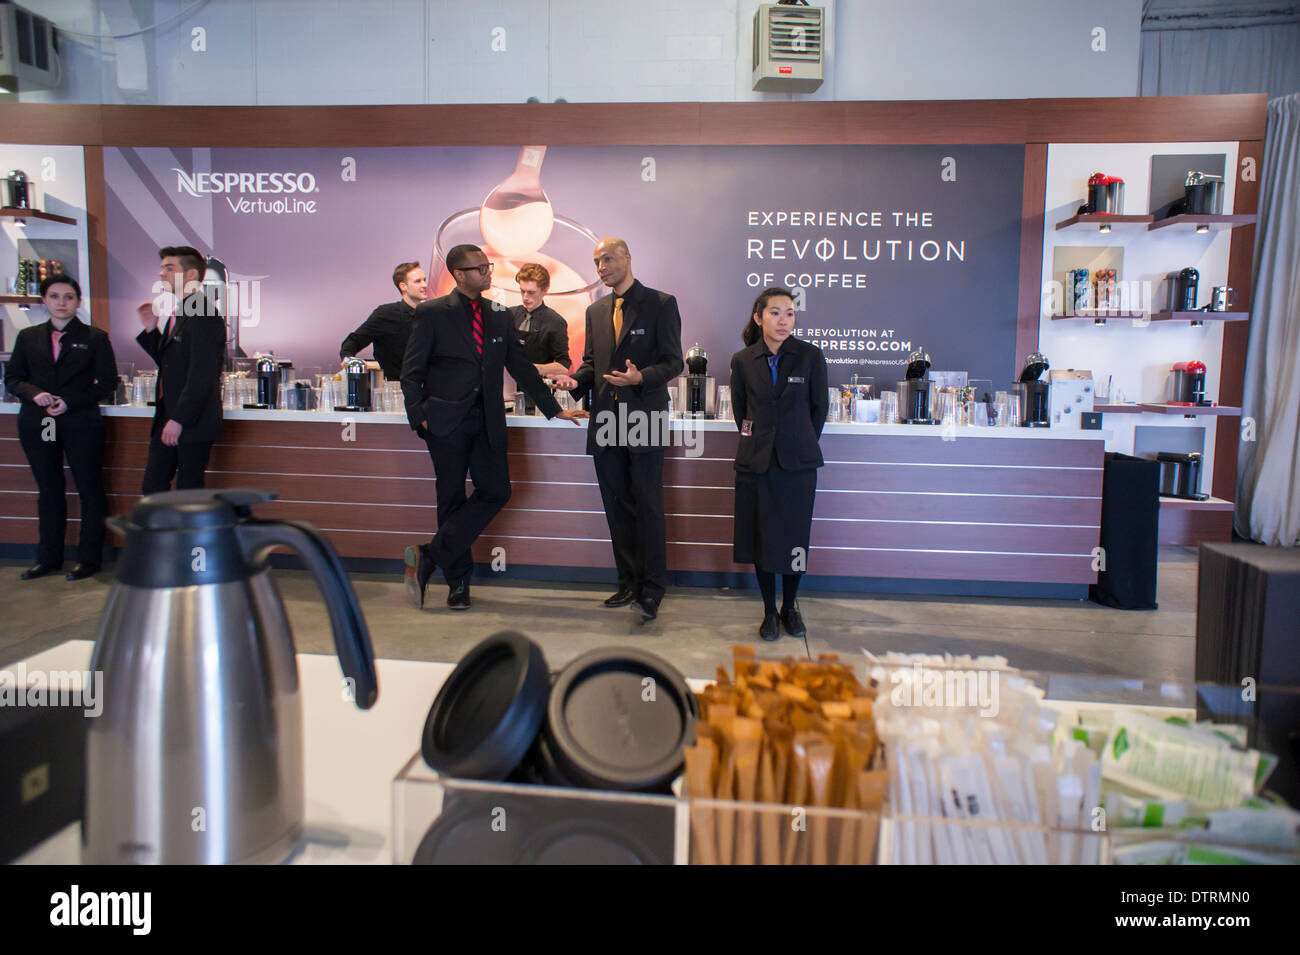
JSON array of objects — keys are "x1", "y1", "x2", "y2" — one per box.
[{"x1": 0, "y1": 402, "x2": 1110, "y2": 440}]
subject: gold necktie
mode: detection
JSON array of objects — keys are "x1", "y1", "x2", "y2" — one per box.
[{"x1": 612, "y1": 296, "x2": 624, "y2": 341}]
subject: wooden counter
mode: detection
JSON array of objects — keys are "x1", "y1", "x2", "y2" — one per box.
[{"x1": 0, "y1": 405, "x2": 1108, "y2": 595}]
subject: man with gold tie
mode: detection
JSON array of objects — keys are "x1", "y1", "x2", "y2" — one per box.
[{"x1": 553, "y1": 238, "x2": 683, "y2": 621}]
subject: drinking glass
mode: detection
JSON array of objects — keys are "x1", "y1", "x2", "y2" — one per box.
[
  {"x1": 716, "y1": 385, "x2": 732, "y2": 421},
  {"x1": 880, "y1": 391, "x2": 898, "y2": 424}
]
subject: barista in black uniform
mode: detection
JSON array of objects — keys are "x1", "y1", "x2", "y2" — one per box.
[
  {"x1": 339, "y1": 261, "x2": 428, "y2": 380},
  {"x1": 5, "y1": 275, "x2": 118, "y2": 580},
  {"x1": 729, "y1": 287, "x2": 828, "y2": 642},
  {"x1": 136, "y1": 245, "x2": 226, "y2": 493},
  {"x1": 510, "y1": 263, "x2": 571, "y2": 376}
]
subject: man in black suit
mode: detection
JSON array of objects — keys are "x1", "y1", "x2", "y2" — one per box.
[
  {"x1": 339, "y1": 261, "x2": 428, "y2": 381},
  {"x1": 402, "y1": 244, "x2": 587, "y2": 611},
  {"x1": 135, "y1": 245, "x2": 225, "y2": 493},
  {"x1": 509, "y1": 262, "x2": 571, "y2": 378},
  {"x1": 5, "y1": 274, "x2": 117, "y2": 580},
  {"x1": 555, "y1": 238, "x2": 683, "y2": 621}
]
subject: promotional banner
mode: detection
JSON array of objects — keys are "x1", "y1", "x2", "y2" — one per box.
[{"x1": 104, "y1": 144, "x2": 1024, "y2": 389}]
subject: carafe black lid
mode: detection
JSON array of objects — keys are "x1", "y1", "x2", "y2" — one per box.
[{"x1": 129, "y1": 488, "x2": 277, "y2": 531}]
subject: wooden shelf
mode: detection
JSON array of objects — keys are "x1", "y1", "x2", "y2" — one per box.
[
  {"x1": 1055, "y1": 213, "x2": 1154, "y2": 232},
  {"x1": 1148, "y1": 214, "x2": 1256, "y2": 233},
  {"x1": 1094, "y1": 403, "x2": 1144, "y2": 414},
  {"x1": 0, "y1": 208, "x2": 77, "y2": 225},
  {"x1": 0, "y1": 295, "x2": 41, "y2": 306},
  {"x1": 1049, "y1": 310, "x2": 1147, "y2": 321},
  {"x1": 1149, "y1": 311, "x2": 1249, "y2": 323},
  {"x1": 1159, "y1": 495, "x2": 1234, "y2": 511},
  {"x1": 1138, "y1": 403, "x2": 1241, "y2": 416}
]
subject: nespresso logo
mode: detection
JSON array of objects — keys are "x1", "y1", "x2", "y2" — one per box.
[{"x1": 173, "y1": 169, "x2": 318, "y2": 198}]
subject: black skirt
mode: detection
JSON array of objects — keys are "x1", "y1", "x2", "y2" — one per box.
[{"x1": 733, "y1": 463, "x2": 817, "y2": 574}]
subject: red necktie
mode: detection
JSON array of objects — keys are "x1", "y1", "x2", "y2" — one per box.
[
  {"x1": 471, "y1": 300, "x2": 483, "y2": 356},
  {"x1": 51, "y1": 329, "x2": 64, "y2": 361}
]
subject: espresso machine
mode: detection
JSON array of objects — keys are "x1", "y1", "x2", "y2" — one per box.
[
  {"x1": 683, "y1": 343, "x2": 714, "y2": 418},
  {"x1": 5, "y1": 169, "x2": 30, "y2": 209},
  {"x1": 896, "y1": 348, "x2": 934, "y2": 424},
  {"x1": 1157, "y1": 451, "x2": 1208, "y2": 500},
  {"x1": 1170, "y1": 360, "x2": 1209, "y2": 406},
  {"x1": 1168, "y1": 267, "x2": 1200, "y2": 312},
  {"x1": 1014, "y1": 352, "x2": 1051, "y2": 427},
  {"x1": 337, "y1": 357, "x2": 372, "y2": 411},
  {"x1": 244, "y1": 353, "x2": 281, "y2": 409}
]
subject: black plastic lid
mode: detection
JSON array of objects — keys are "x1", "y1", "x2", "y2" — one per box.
[
  {"x1": 410, "y1": 790, "x2": 532, "y2": 865},
  {"x1": 515, "y1": 817, "x2": 663, "y2": 865},
  {"x1": 421, "y1": 632, "x2": 549, "y2": 780},
  {"x1": 129, "y1": 488, "x2": 276, "y2": 531},
  {"x1": 544, "y1": 647, "x2": 697, "y2": 793}
]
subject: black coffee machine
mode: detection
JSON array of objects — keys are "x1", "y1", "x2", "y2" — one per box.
[
  {"x1": 245, "y1": 354, "x2": 281, "y2": 409},
  {"x1": 1015, "y1": 352, "x2": 1051, "y2": 427},
  {"x1": 1168, "y1": 267, "x2": 1200, "y2": 312},
  {"x1": 896, "y1": 348, "x2": 934, "y2": 424},
  {"x1": 1157, "y1": 451, "x2": 1208, "y2": 501},
  {"x1": 685, "y1": 343, "x2": 710, "y2": 418},
  {"x1": 336, "y1": 357, "x2": 371, "y2": 412}
]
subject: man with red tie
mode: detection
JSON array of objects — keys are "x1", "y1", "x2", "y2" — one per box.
[
  {"x1": 401, "y1": 244, "x2": 587, "y2": 611},
  {"x1": 135, "y1": 245, "x2": 225, "y2": 493}
]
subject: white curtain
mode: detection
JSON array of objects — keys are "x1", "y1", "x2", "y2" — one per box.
[{"x1": 1236, "y1": 93, "x2": 1300, "y2": 546}]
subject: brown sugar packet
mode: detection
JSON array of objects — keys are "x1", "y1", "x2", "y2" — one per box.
[
  {"x1": 856, "y1": 769, "x2": 888, "y2": 864},
  {"x1": 731, "y1": 717, "x2": 763, "y2": 866},
  {"x1": 715, "y1": 746, "x2": 737, "y2": 865},
  {"x1": 757, "y1": 744, "x2": 782, "y2": 865},
  {"x1": 785, "y1": 733, "x2": 814, "y2": 865},
  {"x1": 807, "y1": 740, "x2": 836, "y2": 866},
  {"x1": 685, "y1": 742, "x2": 718, "y2": 865}
]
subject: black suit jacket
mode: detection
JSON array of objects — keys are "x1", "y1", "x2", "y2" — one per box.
[
  {"x1": 730, "y1": 336, "x2": 829, "y2": 473},
  {"x1": 508, "y1": 303, "x2": 571, "y2": 369},
  {"x1": 5, "y1": 317, "x2": 118, "y2": 425},
  {"x1": 401, "y1": 289, "x2": 562, "y2": 449},
  {"x1": 135, "y1": 293, "x2": 225, "y2": 444},
  {"x1": 340, "y1": 300, "x2": 415, "y2": 381},
  {"x1": 569, "y1": 280, "x2": 684, "y2": 455}
]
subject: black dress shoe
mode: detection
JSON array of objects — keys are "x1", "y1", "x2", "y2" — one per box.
[
  {"x1": 604, "y1": 586, "x2": 637, "y2": 608},
  {"x1": 759, "y1": 612, "x2": 781, "y2": 642},
  {"x1": 405, "y1": 544, "x2": 436, "y2": 609},
  {"x1": 631, "y1": 596, "x2": 660, "y2": 621},
  {"x1": 65, "y1": 563, "x2": 101, "y2": 581},
  {"x1": 447, "y1": 585, "x2": 471, "y2": 611},
  {"x1": 781, "y1": 602, "x2": 807, "y2": 639},
  {"x1": 20, "y1": 563, "x2": 60, "y2": 580}
]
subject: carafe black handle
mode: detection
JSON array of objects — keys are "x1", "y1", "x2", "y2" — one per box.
[{"x1": 237, "y1": 519, "x2": 378, "y2": 710}]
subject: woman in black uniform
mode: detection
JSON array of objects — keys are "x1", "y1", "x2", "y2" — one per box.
[
  {"x1": 4, "y1": 275, "x2": 118, "y2": 580},
  {"x1": 730, "y1": 287, "x2": 828, "y2": 641}
]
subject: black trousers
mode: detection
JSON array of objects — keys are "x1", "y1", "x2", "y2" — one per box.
[
  {"x1": 593, "y1": 446, "x2": 667, "y2": 602},
  {"x1": 424, "y1": 406, "x2": 511, "y2": 587},
  {"x1": 141, "y1": 437, "x2": 214, "y2": 494},
  {"x1": 18, "y1": 413, "x2": 107, "y2": 567}
]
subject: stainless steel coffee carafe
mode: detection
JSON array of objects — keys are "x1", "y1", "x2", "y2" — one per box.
[{"x1": 84, "y1": 489, "x2": 378, "y2": 864}]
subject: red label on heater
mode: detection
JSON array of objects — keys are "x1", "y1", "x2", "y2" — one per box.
[{"x1": 779, "y1": 67, "x2": 793, "y2": 74}]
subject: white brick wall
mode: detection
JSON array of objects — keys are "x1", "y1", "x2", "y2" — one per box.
[{"x1": 22, "y1": 0, "x2": 1141, "y2": 106}]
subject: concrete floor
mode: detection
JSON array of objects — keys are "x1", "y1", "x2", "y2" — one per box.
[{"x1": 0, "y1": 548, "x2": 1199, "y2": 686}]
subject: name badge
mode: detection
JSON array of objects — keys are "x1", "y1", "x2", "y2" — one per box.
[
  {"x1": 71, "y1": 342, "x2": 89, "y2": 350},
  {"x1": 631, "y1": 328, "x2": 646, "y2": 336},
  {"x1": 491, "y1": 336, "x2": 504, "y2": 343},
  {"x1": 787, "y1": 376, "x2": 805, "y2": 384},
  {"x1": 741, "y1": 419, "x2": 753, "y2": 437}
]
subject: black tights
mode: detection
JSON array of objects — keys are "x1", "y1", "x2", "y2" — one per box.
[{"x1": 755, "y1": 568, "x2": 802, "y2": 615}]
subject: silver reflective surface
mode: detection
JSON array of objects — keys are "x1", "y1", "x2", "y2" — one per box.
[{"x1": 83, "y1": 571, "x2": 304, "y2": 864}]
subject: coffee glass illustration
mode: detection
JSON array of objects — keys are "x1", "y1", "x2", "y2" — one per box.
[{"x1": 431, "y1": 208, "x2": 604, "y2": 369}]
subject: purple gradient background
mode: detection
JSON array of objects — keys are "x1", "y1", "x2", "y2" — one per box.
[{"x1": 104, "y1": 144, "x2": 1024, "y2": 388}]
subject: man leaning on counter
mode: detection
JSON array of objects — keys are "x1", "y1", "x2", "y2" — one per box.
[{"x1": 339, "y1": 261, "x2": 428, "y2": 381}]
